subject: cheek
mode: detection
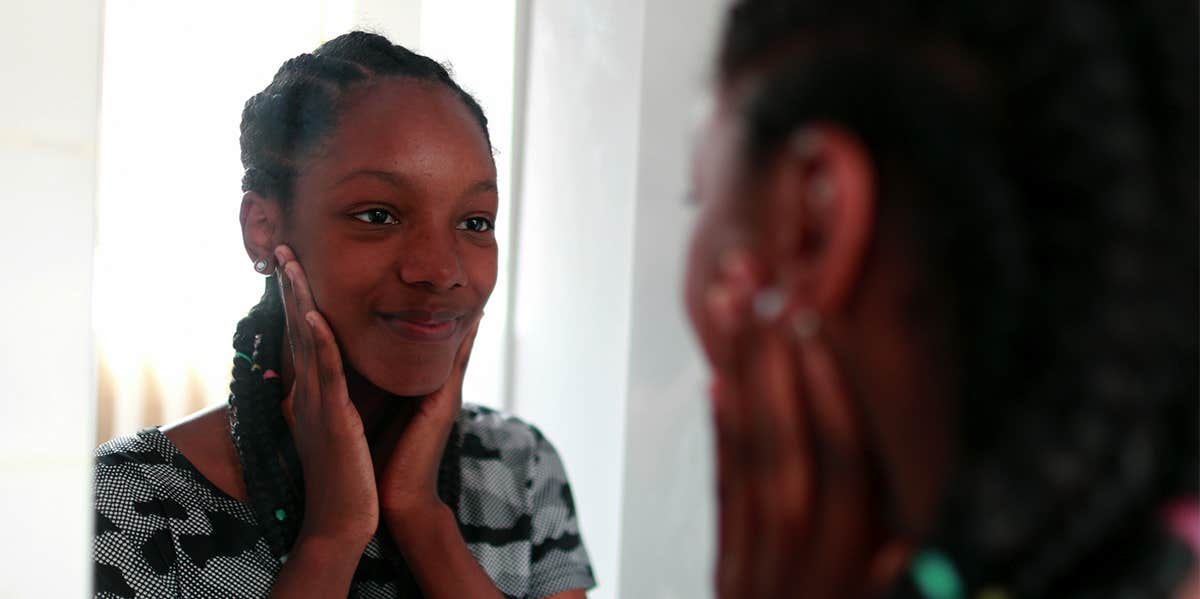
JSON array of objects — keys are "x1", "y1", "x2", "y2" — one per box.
[
  {"x1": 470, "y1": 245, "x2": 498, "y2": 299},
  {"x1": 298, "y1": 239, "x2": 390, "y2": 318}
]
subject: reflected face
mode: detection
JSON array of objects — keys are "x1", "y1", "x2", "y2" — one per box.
[
  {"x1": 685, "y1": 90, "x2": 955, "y2": 540},
  {"x1": 284, "y1": 78, "x2": 497, "y2": 396},
  {"x1": 684, "y1": 97, "x2": 754, "y2": 365}
]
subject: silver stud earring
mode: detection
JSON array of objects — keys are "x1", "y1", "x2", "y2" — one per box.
[
  {"x1": 254, "y1": 259, "x2": 269, "y2": 273},
  {"x1": 752, "y1": 286, "x2": 786, "y2": 322}
]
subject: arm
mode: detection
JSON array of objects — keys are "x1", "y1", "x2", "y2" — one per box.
[
  {"x1": 268, "y1": 246, "x2": 382, "y2": 596},
  {"x1": 388, "y1": 505, "x2": 505, "y2": 599},
  {"x1": 269, "y1": 535, "x2": 369, "y2": 598}
]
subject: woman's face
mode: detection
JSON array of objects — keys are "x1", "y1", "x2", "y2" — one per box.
[{"x1": 282, "y1": 78, "x2": 498, "y2": 396}]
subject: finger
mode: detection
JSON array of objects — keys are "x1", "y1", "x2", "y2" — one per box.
[
  {"x1": 305, "y1": 310, "x2": 352, "y2": 412},
  {"x1": 279, "y1": 246, "x2": 320, "y2": 322},
  {"x1": 274, "y1": 246, "x2": 307, "y2": 364},
  {"x1": 454, "y1": 312, "x2": 483, "y2": 373},
  {"x1": 712, "y1": 376, "x2": 754, "y2": 599},
  {"x1": 798, "y1": 333, "x2": 874, "y2": 596},
  {"x1": 750, "y1": 322, "x2": 814, "y2": 594},
  {"x1": 423, "y1": 312, "x2": 483, "y2": 415},
  {"x1": 704, "y1": 252, "x2": 758, "y2": 374}
]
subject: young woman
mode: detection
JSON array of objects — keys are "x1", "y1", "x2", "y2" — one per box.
[
  {"x1": 687, "y1": 1, "x2": 1197, "y2": 597},
  {"x1": 93, "y1": 32, "x2": 594, "y2": 599}
]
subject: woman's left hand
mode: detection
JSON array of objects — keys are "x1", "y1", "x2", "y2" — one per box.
[
  {"x1": 704, "y1": 253, "x2": 888, "y2": 599},
  {"x1": 373, "y1": 315, "x2": 506, "y2": 599},
  {"x1": 376, "y1": 314, "x2": 482, "y2": 528}
]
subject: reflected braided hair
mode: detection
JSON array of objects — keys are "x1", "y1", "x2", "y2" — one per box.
[
  {"x1": 229, "y1": 31, "x2": 489, "y2": 595},
  {"x1": 719, "y1": 1, "x2": 1197, "y2": 597}
]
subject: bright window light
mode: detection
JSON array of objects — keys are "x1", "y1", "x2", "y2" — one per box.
[{"x1": 94, "y1": 0, "x2": 517, "y2": 439}]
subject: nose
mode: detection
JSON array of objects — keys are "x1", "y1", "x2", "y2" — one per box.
[{"x1": 396, "y1": 225, "x2": 466, "y2": 292}]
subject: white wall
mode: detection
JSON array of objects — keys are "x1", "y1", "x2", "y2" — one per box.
[
  {"x1": 512, "y1": 1, "x2": 728, "y2": 597},
  {"x1": 617, "y1": 0, "x2": 726, "y2": 596},
  {"x1": 510, "y1": 2, "x2": 645, "y2": 598},
  {"x1": 0, "y1": 0, "x2": 103, "y2": 596}
]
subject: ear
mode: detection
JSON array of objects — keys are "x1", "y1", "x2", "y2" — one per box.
[
  {"x1": 758, "y1": 124, "x2": 876, "y2": 314},
  {"x1": 240, "y1": 191, "x2": 285, "y2": 274}
]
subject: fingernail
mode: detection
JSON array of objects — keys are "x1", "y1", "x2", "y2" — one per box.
[
  {"x1": 706, "y1": 284, "x2": 738, "y2": 334},
  {"x1": 273, "y1": 246, "x2": 287, "y2": 266},
  {"x1": 718, "y1": 249, "x2": 756, "y2": 291},
  {"x1": 304, "y1": 311, "x2": 318, "y2": 329}
]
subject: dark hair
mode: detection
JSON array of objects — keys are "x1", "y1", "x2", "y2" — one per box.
[
  {"x1": 719, "y1": 1, "x2": 1197, "y2": 597},
  {"x1": 229, "y1": 31, "x2": 489, "y2": 595}
]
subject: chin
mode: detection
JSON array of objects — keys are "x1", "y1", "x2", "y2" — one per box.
[{"x1": 359, "y1": 355, "x2": 455, "y2": 397}]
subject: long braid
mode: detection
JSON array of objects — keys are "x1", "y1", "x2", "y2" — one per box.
[
  {"x1": 228, "y1": 278, "x2": 299, "y2": 559},
  {"x1": 718, "y1": 1, "x2": 1197, "y2": 596},
  {"x1": 232, "y1": 30, "x2": 489, "y2": 595}
]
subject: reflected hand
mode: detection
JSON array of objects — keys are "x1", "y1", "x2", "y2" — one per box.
[{"x1": 705, "y1": 251, "x2": 884, "y2": 599}]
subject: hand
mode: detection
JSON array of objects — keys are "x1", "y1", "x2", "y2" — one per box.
[
  {"x1": 377, "y1": 312, "x2": 482, "y2": 530},
  {"x1": 704, "y1": 251, "x2": 883, "y2": 599},
  {"x1": 274, "y1": 244, "x2": 379, "y2": 549}
]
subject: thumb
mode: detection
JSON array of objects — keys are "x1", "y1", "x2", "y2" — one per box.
[{"x1": 435, "y1": 311, "x2": 484, "y2": 399}]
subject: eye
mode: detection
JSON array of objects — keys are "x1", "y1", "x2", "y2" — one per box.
[
  {"x1": 457, "y1": 216, "x2": 494, "y2": 233},
  {"x1": 352, "y1": 208, "x2": 398, "y2": 225}
]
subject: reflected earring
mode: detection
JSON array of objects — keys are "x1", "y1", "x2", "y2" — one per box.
[
  {"x1": 254, "y1": 258, "x2": 270, "y2": 273},
  {"x1": 752, "y1": 286, "x2": 786, "y2": 322}
]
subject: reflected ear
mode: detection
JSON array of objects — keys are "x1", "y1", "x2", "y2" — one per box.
[
  {"x1": 760, "y1": 124, "x2": 876, "y2": 313},
  {"x1": 240, "y1": 191, "x2": 285, "y2": 274}
]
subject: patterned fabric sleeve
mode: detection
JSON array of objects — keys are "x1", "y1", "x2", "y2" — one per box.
[
  {"x1": 526, "y1": 427, "x2": 596, "y2": 598},
  {"x1": 93, "y1": 436, "x2": 178, "y2": 598}
]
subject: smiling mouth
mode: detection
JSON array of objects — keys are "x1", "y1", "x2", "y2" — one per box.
[{"x1": 378, "y1": 310, "x2": 464, "y2": 342}]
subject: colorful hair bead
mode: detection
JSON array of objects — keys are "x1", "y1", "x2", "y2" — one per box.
[{"x1": 911, "y1": 549, "x2": 964, "y2": 599}]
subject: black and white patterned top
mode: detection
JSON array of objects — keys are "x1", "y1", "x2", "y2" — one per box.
[{"x1": 93, "y1": 404, "x2": 595, "y2": 598}]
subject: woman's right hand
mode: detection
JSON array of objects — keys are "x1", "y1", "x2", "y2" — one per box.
[{"x1": 274, "y1": 244, "x2": 379, "y2": 550}]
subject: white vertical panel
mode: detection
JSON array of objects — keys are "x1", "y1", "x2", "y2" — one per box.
[
  {"x1": 618, "y1": 0, "x2": 727, "y2": 595},
  {"x1": 0, "y1": 0, "x2": 103, "y2": 595},
  {"x1": 510, "y1": 2, "x2": 646, "y2": 597}
]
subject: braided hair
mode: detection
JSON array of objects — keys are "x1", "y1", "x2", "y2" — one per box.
[
  {"x1": 229, "y1": 31, "x2": 487, "y2": 595},
  {"x1": 718, "y1": 1, "x2": 1197, "y2": 597}
]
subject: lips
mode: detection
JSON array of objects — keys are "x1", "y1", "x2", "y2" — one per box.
[{"x1": 378, "y1": 309, "x2": 465, "y2": 342}]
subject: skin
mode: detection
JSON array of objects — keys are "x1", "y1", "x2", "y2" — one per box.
[
  {"x1": 163, "y1": 78, "x2": 585, "y2": 599},
  {"x1": 684, "y1": 88, "x2": 956, "y2": 597}
]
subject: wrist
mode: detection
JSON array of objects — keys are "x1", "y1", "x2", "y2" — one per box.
[
  {"x1": 285, "y1": 533, "x2": 370, "y2": 577},
  {"x1": 293, "y1": 528, "x2": 373, "y2": 559},
  {"x1": 384, "y1": 502, "x2": 456, "y2": 547}
]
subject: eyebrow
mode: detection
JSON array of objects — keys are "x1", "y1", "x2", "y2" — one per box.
[{"x1": 334, "y1": 169, "x2": 498, "y2": 200}]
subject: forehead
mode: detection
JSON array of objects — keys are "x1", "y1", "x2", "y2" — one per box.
[{"x1": 305, "y1": 77, "x2": 495, "y2": 183}]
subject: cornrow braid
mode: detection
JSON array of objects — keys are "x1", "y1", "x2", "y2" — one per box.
[
  {"x1": 231, "y1": 30, "x2": 487, "y2": 596},
  {"x1": 240, "y1": 31, "x2": 490, "y2": 205},
  {"x1": 718, "y1": 1, "x2": 1197, "y2": 597}
]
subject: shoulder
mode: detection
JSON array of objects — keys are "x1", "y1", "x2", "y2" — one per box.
[
  {"x1": 455, "y1": 404, "x2": 576, "y2": 512},
  {"x1": 94, "y1": 428, "x2": 178, "y2": 492},
  {"x1": 458, "y1": 403, "x2": 550, "y2": 460}
]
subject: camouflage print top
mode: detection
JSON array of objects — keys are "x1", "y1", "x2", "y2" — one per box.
[{"x1": 93, "y1": 404, "x2": 595, "y2": 599}]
